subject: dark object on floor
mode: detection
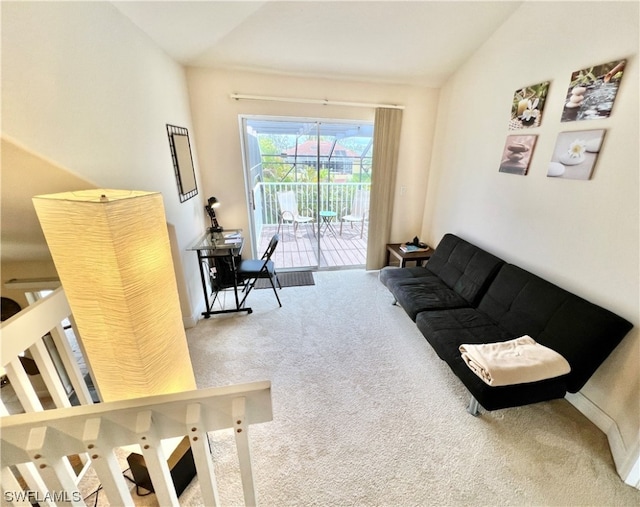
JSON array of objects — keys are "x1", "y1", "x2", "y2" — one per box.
[
  {"x1": 238, "y1": 234, "x2": 282, "y2": 307},
  {"x1": 1, "y1": 297, "x2": 22, "y2": 321},
  {"x1": 380, "y1": 233, "x2": 632, "y2": 413},
  {"x1": 127, "y1": 436, "x2": 196, "y2": 497},
  {"x1": 255, "y1": 270, "x2": 315, "y2": 289},
  {"x1": 1, "y1": 298, "x2": 23, "y2": 387}
]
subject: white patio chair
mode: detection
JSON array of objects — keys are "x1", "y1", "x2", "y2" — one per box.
[
  {"x1": 277, "y1": 190, "x2": 315, "y2": 238},
  {"x1": 339, "y1": 189, "x2": 370, "y2": 238}
]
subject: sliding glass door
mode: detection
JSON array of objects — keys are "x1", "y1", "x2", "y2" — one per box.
[{"x1": 240, "y1": 116, "x2": 373, "y2": 271}]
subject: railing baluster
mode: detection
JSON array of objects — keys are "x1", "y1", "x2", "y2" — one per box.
[
  {"x1": 2, "y1": 466, "x2": 31, "y2": 507},
  {"x1": 25, "y1": 427, "x2": 83, "y2": 506},
  {"x1": 89, "y1": 449, "x2": 133, "y2": 506},
  {"x1": 10, "y1": 463, "x2": 56, "y2": 507},
  {"x1": 67, "y1": 314, "x2": 102, "y2": 402},
  {"x1": 29, "y1": 339, "x2": 71, "y2": 409},
  {"x1": 48, "y1": 323, "x2": 93, "y2": 406},
  {"x1": 4, "y1": 358, "x2": 43, "y2": 413},
  {"x1": 0, "y1": 428, "x2": 54, "y2": 507},
  {"x1": 136, "y1": 410, "x2": 180, "y2": 507},
  {"x1": 232, "y1": 397, "x2": 256, "y2": 506},
  {"x1": 46, "y1": 458, "x2": 85, "y2": 506},
  {"x1": 186, "y1": 403, "x2": 221, "y2": 507},
  {"x1": 82, "y1": 418, "x2": 134, "y2": 506}
]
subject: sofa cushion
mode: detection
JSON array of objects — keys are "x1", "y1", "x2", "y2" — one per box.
[
  {"x1": 537, "y1": 292, "x2": 633, "y2": 392},
  {"x1": 381, "y1": 234, "x2": 505, "y2": 321},
  {"x1": 379, "y1": 266, "x2": 431, "y2": 288},
  {"x1": 424, "y1": 233, "x2": 504, "y2": 306},
  {"x1": 392, "y1": 278, "x2": 470, "y2": 321},
  {"x1": 477, "y1": 264, "x2": 632, "y2": 392},
  {"x1": 477, "y1": 264, "x2": 568, "y2": 338},
  {"x1": 416, "y1": 308, "x2": 570, "y2": 409},
  {"x1": 416, "y1": 308, "x2": 513, "y2": 363},
  {"x1": 384, "y1": 269, "x2": 440, "y2": 293}
]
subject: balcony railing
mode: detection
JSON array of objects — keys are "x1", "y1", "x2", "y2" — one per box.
[
  {"x1": 249, "y1": 182, "x2": 371, "y2": 269},
  {"x1": 253, "y1": 181, "x2": 371, "y2": 232}
]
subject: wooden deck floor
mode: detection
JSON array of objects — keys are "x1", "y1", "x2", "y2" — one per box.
[{"x1": 257, "y1": 221, "x2": 368, "y2": 270}]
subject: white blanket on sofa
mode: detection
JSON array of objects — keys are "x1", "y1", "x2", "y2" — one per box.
[{"x1": 459, "y1": 335, "x2": 571, "y2": 387}]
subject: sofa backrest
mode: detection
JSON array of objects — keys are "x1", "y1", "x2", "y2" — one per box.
[
  {"x1": 426, "y1": 234, "x2": 504, "y2": 306},
  {"x1": 478, "y1": 264, "x2": 633, "y2": 392}
]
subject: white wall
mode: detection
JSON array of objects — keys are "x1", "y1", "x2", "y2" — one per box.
[
  {"x1": 1, "y1": 2, "x2": 206, "y2": 325},
  {"x1": 185, "y1": 68, "x2": 439, "y2": 256},
  {"x1": 424, "y1": 1, "x2": 639, "y2": 481}
]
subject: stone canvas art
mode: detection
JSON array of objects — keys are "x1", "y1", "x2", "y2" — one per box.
[
  {"x1": 499, "y1": 135, "x2": 537, "y2": 175},
  {"x1": 561, "y1": 60, "x2": 625, "y2": 122},
  {"x1": 547, "y1": 129, "x2": 606, "y2": 180}
]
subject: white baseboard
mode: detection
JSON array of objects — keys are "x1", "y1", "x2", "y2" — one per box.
[
  {"x1": 182, "y1": 301, "x2": 205, "y2": 329},
  {"x1": 625, "y1": 442, "x2": 640, "y2": 488},
  {"x1": 565, "y1": 392, "x2": 640, "y2": 488},
  {"x1": 183, "y1": 314, "x2": 199, "y2": 329}
]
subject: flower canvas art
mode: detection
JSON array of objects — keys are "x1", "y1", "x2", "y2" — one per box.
[
  {"x1": 499, "y1": 135, "x2": 537, "y2": 175},
  {"x1": 509, "y1": 81, "x2": 550, "y2": 130},
  {"x1": 561, "y1": 60, "x2": 625, "y2": 122},
  {"x1": 547, "y1": 129, "x2": 606, "y2": 180}
]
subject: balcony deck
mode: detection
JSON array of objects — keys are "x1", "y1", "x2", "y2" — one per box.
[{"x1": 256, "y1": 221, "x2": 368, "y2": 270}]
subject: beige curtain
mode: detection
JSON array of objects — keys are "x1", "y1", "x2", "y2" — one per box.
[{"x1": 366, "y1": 107, "x2": 403, "y2": 269}]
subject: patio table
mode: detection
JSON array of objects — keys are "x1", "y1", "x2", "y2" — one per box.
[{"x1": 319, "y1": 210, "x2": 338, "y2": 237}]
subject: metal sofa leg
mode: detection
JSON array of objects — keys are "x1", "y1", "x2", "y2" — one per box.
[{"x1": 467, "y1": 395, "x2": 480, "y2": 416}]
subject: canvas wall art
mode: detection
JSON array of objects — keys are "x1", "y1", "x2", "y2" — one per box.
[
  {"x1": 561, "y1": 60, "x2": 625, "y2": 122},
  {"x1": 547, "y1": 129, "x2": 605, "y2": 180},
  {"x1": 499, "y1": 135, "x2": 537, "y2": 175},
  {"x1": 509, "y1": 81, "x2": 550, "y2": 130}
]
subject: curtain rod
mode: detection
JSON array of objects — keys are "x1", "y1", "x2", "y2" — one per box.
[{"x1": 229, "y1": 93, "x2": 405, "y2": 110}]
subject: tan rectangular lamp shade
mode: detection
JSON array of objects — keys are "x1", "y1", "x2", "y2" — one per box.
[{"x1": 33, "y1": 189, "x2": 196, "y2": 402}]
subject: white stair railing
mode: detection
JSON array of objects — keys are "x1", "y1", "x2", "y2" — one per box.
[
  {"x1": 1, "y1": 285, "x2": 97, "y2": 500},
  {"x1": 1, "y1": 286, "x2": 94, "y2": 415},
  {"x1": 1, "y1": 284, "x2": 274, "y2": 505},
  {"x1": 1, "y1": 381, "x2": 273, "y2": 506}
]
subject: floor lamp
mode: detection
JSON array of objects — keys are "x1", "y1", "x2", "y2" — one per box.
[
  {"x1": 32, "y1": 189, "x2": 196, "y2": 400},
  {"x1": 33, "y1": 189, "x2": 197, "y2": 494}
]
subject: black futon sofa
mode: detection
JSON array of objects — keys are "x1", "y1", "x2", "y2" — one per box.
[{"x1": 380, "y1": 233, "x2": 632, "y2": 413}]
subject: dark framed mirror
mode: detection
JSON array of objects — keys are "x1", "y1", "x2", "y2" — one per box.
[{"x1": 167, "y1": 124, "x2": 198, "y2": 202}]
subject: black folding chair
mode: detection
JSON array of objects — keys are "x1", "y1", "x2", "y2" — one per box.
[{"x1": 238, "y1": 234, "x2": 282, "y2": 308}]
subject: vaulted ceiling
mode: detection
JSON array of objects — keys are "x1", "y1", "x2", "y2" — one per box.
[{"x1": 111, "y1": 1, "x2": 522, "y2": 87}]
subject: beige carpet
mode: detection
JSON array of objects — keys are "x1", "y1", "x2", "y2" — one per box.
[{"x1": 176, "y1": 270, "x2": 638, "y2": 506}]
